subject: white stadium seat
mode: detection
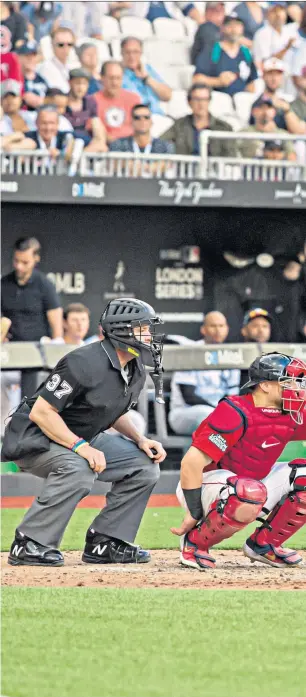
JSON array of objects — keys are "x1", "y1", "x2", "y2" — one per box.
[
  {"x1": 101, "y1": 15, "x2": 120, "y2": 42},
  {"x1": 208, "y1": 91, "x2": 241, "y2": 130},
  {"x1": 110, "y1": 38, "x2": 121, "y2": 60},
  {"x1": 184, "y1": 16, "x2": 198, "y2": 41},
  {"x1": 120, "y1": 16, "x2": 153, "y2": 39},
  {"x1": 233, "y1": 92, "x2": 257, "y2": 128},
  {"x1": 77, "y1": 38, "x2": 110, "y2": 70},
  {"x1": 164, "y1": 89, "x2": 191, "y2": 119},
  {"x1": 144, "y1": 39, "x2": 190, "y2": 68},
  {"x1": 153, "y1": 18, "x2": 186, "y2": 40},
  {"x1": 179, "y1": 64, "x2": 195, "y2": 89},
  {"x1": 159, "y1": 66, "x2": 181, "y2": 89},
  {"x1": 151, "y1": 114, "x2": 174, "y2": 137}
]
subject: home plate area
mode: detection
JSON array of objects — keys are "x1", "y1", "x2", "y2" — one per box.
[{"x1": 2, "y1": 550, "x2": 306, "y2": 590}]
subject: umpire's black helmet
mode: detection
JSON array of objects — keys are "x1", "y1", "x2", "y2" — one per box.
[{"x1": 100, "y1": 298, "x2": 164, "y2": 365}]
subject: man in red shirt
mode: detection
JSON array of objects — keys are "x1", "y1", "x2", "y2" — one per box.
[
  {"x1": 172, "y1": 353, "x2": 306, "y2": 569},
  {"x1": 94, "y1": 60, "x2": 140, "y2": 144}
]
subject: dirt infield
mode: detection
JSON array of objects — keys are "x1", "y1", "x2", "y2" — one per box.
[{"x1": 2, "y1": 550, "x2": 306, "y2": 590}]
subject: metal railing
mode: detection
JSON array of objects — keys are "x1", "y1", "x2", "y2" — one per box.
[
  {"x1": 1, "y1": 131, "x2": 306, "y2": 182},
  {"x1": 79, "y1": 151, "x2": 201, "y2": 179},
  {"x1": 200, "y1": 131, "x2": 306, "y2": 182}
]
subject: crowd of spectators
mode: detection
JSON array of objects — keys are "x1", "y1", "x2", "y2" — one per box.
[{"x1": 1, "y1": 1, "x2": 305, "y2": 168}]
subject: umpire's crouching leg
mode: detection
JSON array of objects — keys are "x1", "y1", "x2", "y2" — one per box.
[{"x1": 88, "y1": 432, "x2": 160, "y2": 543}]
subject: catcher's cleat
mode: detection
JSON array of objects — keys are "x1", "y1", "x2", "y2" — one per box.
[
  {"x1": 243, "y1": 537, "x2": 303, "y2": 568},
  {"x1": 82, "y1": 530, "x2": 151, "y2": 564},
  {"x1": 8, "y1": 529, "x2": 64, "y2": 567},
  {"x1": 180, "y1": 534, "x2": 216, "y2": 571}
]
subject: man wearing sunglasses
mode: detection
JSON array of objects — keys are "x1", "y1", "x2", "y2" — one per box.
[
  {"x1": 37, "y1": 26, "x2": 76, "y2": 94},
  {"x1": 109, "y1": 103, "x2": 174, "y2": 156}
]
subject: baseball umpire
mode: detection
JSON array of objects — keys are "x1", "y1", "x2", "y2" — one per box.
[
  {"x1": 3, "y1": 298, "x2": 167, "y2": 567},
  {"x1": 171, "y1": 353, "x2": 306, "y2": 569}
]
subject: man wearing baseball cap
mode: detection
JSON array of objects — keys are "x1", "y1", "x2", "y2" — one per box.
[
  {"x1": 239, "y1": 97, "x2": 296, "y2": 159},
  {"x1": 193, "y1": 13, "x2": 258, "y2": 96},
  {"x1": 250, "y1": 57, "x2": 305, "y2": 134},
  {"x1": 240, "y1": 308, "x2": 272, "y2": 389},
  {"x1": 1, "y1": 79, "x2": 37, "y2": 134},
  {"x1": 16, "y1": 41, "x2": 48, "y2": 111}
]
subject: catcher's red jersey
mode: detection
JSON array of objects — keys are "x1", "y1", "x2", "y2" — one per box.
[{"x1": 192, "y1": 394, "x2": 306, "y2": 480}]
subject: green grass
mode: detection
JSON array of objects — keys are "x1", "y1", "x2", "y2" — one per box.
[
  {"x1": 2, "y1": 507, "x2": 306, "y2": 552},
  {"x1": 2, "y1": 588, "x2": 306, "y2": 697}
]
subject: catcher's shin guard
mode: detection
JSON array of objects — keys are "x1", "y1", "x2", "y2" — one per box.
[
  {"x1": 180, "y1": 476, "x2": 267, "y2": 571},
  {"x1": 244, "y1": 460, "x2": 306, "y2": 568}
]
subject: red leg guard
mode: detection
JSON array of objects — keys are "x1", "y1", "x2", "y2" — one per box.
[
  {"x1": 245, "y1": 462, "x2": 306, "y2": 567},
  {"x1": 181, "y1": 477, "x2": 267, "y2": 571}
]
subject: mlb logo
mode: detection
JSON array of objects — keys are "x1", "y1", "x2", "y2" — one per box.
[{"x1": 181, "y1": 246, "x2": 200, "y2": 264}]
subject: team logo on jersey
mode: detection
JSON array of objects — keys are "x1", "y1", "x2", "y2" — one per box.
[{"x1": 208, "y1": 433, "x2": 227, "y2": 452}]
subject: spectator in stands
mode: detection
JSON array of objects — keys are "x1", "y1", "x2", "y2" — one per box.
[
  {"x1": 250, "y1": 57, "x2": 305, "y2": 133},
  {"x1": 191, "y1": 2, "x2": 225, "y2": 66},
  {"x1": 291, "y1": 65, "x2": 306, "y2": 125},
  {"x1": 161, "y1": 84, "x2": 238, "y2": 157},
  {"x1": 65, "y1": 68, "x2": 107, "y2": 150},
  {"x1": 168, "y1": 311, "x2": 240, "y2": 436},
  {"x1": 37, "y1": 26, "x2": 76, "y2": 93},
  {"x1": 0, "y1": 0, "x2": 27, "y2": 52},
  {"x1": 20, "y1": 1, "x2": 62, "y2": 42},
  {"x1": 43, "y1": 88, "x2": 73, "y2": 132},
  {"x1": 287, "y1": 2, "x2": 305, "y2": 24},
  {"x1": 253, "y1": 2, "x2": 298, "y2": 69},
  {"x1": 239, "y1": 97, "x2": 297, "y2": 159},
  {"x1": 1, "y1": 79, "x2": 37, "y2": 133},
  {"x1": 59, "y1": 1, "x2": 109, "y2": 40},
  {"x1": 23, "y1": 105, "x2": 74, "y2": 159},
  {"x1": 76, "y1": 43, "x2": 102, "y2": 95},
  {"x1": 109, "y1": 102, "x2": 174, "y2": 154},
  {"x1": 262, "y1": 138, "x2": 288, "y2": 159},
  {"x1": 193, "y1": 14, "x2": 258, "y2": 96},
  {"x1": 16, "y1": 41, "x2": 48, "y2": 111},
  {"x1": 123, "y1": 1, "x2": 204, "y2": 24},
  {"x1": 63, "y1": 303, "x2": 90, "y2": 345},
  {"x1": 231, "y1": 2, "x2": 264, "y2": 44},
  {"x1": 121, "y1": 37, "x2": 172, "y2": 115},
  {"x1": 94, "y1": 61, "x2": 140, "y2": 144},
  {"x1": 292, "y1": 5, "x2": 306, "y2": 86},
  {"x1": 1, "y1": 237, "x2": 63, "y2": 342},
  {"x1": 0, "y1": 50, "x2": 23, "y2": 86}
]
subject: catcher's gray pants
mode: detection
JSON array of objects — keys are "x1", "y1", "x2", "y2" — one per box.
[{"x1": 16, "y1": 433, "x2": 160, "y2": 548}]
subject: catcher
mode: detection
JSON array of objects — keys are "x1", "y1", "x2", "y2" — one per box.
[{"x1": 171, "y1": 352, "x2": 306, "y2": 569}]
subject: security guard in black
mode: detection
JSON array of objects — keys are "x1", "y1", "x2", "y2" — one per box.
[{"x1": 28, "y1": 338, "x2": 146, "y2": 442}]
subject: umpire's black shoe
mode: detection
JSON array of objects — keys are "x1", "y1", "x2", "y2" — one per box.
[
  {"x1": 8, "y1": 529, "x2": 64, "y2": 567},
  {"x1": 82, "y1": 529, "x2": 151, "y2": 564}
]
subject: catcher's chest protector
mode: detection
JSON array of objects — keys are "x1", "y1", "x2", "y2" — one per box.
[{"x1": 217, "y1": 396, "x2": 298, "y2": 479}]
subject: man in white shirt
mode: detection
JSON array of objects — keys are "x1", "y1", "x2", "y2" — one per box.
[
  {"x1": 168, "y1": 311, "x2": 240, "y2": 436},
  {"x1": 253, "y1": 2, "x2": 298, "y2": 69},
  {"x1": 37, "y1": 27, "x2": 76, "y2": 94}
]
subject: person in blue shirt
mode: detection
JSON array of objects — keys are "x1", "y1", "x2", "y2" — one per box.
[
  {"x1": 76, "y1": 43, "x2": 102, "y2": 96},
  {"x1": 194, "y1": 13, "x2": 258, "y2": 96},
  {"x1": 16, "y1": 41, "x2": 48, "y2": 111},
  {"x1": 232, "y1": 2, "x2": 264, "y2": 43},
  {"x1": 121, "y1": 36, "x2": 172, "y2": 115},
  {"x1": 20, "y1": 2, "x2": 62, "y2": 42}
]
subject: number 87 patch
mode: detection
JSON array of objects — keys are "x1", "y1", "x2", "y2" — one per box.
[{"x1": 46, "y1": 373, "x2": 73, "y2": 399}]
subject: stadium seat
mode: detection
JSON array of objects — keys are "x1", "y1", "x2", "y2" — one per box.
[
  {"x1": 100, "y1": 15, "x2": 120, "y2": 41},
  {"x1": 144, "y1": 39, "x2": 190, "y2": 68},
  {"x1": 151, "y1": 114, "x2": 174, "y2": 137},
  {"x1": 77, "y1": 38, "x2": 111, "y2": 70},
  {"x1": 110, "y1": 38, "x2": 121, "y2": 60},
  {"x1": 153, "y1": 17, "x2": 186, "y2": 40},
  {"x1": 164, "y1": 89, "x2": 190, "y2": 120},
  {"x1": 233, "y1": 92, "x2": 257, "y2": 128},
  {"x1": 208, "y1": 91, "x2": 242, "y2": 130},
  {"x1": 179, "y1": 64, "x2": 195, "y2": 90},
  {"x1": 184, "y1": 16, "x2": 198, "y2": 41},
  {"x1": 120, "y1": 16, "x2": 153, "y2": 39},
  {"x1": 159, "y1": 66, "x2": 181, "y2": 89}
]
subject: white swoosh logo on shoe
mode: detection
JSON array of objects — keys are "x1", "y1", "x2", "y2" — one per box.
[{"x1": 262, "y1": 441, "x2": 280, "y2": 449}]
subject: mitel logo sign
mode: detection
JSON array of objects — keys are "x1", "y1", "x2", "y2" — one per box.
[
  {"x1": 72, "y1": 182, "x2": 105, "y2": 199},
  {"x1": 204, "y1": 349, "x2": 244, "y2": 366}
]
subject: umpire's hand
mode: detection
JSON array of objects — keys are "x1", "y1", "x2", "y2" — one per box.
[
  {"x1": 137, "y1": 437, "x2": 167, "y2": 464},
  {"x1": 78, "y1": 444, "x2": 106, "y2": 474}
]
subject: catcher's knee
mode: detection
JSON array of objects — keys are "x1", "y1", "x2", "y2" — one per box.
[
  {"x1": 222, "y1": 476, "x2": 267, "y2": 525},
  {"x1": 289, "y1": 460, "x2": 306, "y2": 507}
]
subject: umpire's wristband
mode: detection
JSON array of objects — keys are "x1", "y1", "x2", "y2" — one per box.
[{"x1": 182, "y1": 488, "x2": 203, "y2": 520}]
